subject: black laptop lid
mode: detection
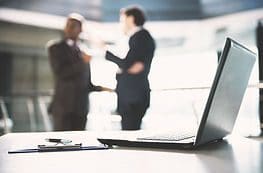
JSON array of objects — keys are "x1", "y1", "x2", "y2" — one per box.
[{"x1": 195, "y1": 38, "x2": 256, "y2": 146}]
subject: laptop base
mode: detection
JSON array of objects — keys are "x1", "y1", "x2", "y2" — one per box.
[{"x1": 98, "y1": 138, "x2": 195, "y2": 149}]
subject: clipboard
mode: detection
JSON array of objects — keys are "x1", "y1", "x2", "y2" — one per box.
[{"x1": 8, "y1": 143, "x2": 109, "y2": 154}]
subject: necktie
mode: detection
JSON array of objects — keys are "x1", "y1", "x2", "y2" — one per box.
[{"x1": 72, "y1": 42, "x2": 82, "y2": 58}]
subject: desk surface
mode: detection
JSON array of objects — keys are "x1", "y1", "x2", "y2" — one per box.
[{"x1": 0, "y1": 131, "x2": 262, "y2": 173}]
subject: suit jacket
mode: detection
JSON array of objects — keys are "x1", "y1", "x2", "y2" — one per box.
[
  {"x1": 48, "y1": 39, "x2": 101, "y2": 116},
  {"x1": 106, "y1": 28, "x2": 155, "y2": 109}
]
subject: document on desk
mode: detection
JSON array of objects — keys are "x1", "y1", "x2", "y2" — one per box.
[{"x1": 8, "y1": 144, "x2": 109, "y2": 154}]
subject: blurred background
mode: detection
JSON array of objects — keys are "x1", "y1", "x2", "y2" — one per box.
[{"x1": 0, "y1": 0, "x2": 263, "y2": 135}]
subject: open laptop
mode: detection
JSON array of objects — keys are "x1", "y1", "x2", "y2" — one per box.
[{"x1": 98, "y1": 38, "x2": 256, "y2": 149}]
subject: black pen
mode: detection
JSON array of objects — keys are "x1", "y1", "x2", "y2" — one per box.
[{"x1": 45, "y1": 138, "x2": 72, "y2": 144}]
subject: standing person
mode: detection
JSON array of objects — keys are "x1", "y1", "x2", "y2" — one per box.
[
  {"x1": 48, "y1": 13, "x2": 109, "y2": 131},
  {"x1": 105, "y1": 6, "x2": 156, "y2": 130}
]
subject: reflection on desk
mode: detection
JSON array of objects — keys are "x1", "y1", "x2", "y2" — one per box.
[{"x1": 0, "y1": 131, "x2": 262, "y2": 173}]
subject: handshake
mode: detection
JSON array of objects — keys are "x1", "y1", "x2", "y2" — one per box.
[
  {"x1": 81, "y1": 51, "x2": 114, "y2": 93},
  {"x1": 100, "y1": 86, "x2": 114, "y2": 92}
]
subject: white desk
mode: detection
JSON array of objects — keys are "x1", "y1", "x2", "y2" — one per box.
[{"x1": 0, "y1": 131, "x2": 262, "y2": 173}]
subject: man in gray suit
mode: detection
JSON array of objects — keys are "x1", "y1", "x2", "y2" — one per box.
[{"x1": 48, "y1": 13, "x2": 110, "y2": 131}]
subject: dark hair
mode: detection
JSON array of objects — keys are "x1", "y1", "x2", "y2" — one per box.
[{"x1": 120, "y1": 6, "x2": 146, "y2": 26}]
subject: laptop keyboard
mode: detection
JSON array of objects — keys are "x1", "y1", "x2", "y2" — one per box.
[{"x1": 137, "y1": 131, "x2": 195, "y2": 141}]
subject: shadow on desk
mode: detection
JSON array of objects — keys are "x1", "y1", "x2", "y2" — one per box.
[
  {"x1": 112, "y1": 137, "x2": 262, "y2": 173},
  {"x1": 196, "y1": 137, "x2": 263, "y2": 173}
]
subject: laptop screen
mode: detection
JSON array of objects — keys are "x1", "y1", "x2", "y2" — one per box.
[{"x1": 195, "y1": 38, "x2": 256, "y2": 146}]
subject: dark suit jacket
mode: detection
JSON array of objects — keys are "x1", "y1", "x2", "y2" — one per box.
[
  {"x1": 48, "y1": 39, "x2": 101, "y2": 117},
  {"x1": 106, "y1": 28, "x2": 155, "y2": 110}
]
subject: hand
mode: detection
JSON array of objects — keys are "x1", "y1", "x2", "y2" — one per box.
[
  {"x1": 82, "y1": 52, "x2": 92, "y2": 63},
  {"x1": 127, "y1": 61, "x2": 144, "y2": 74},
  {"x1": 101, "y1": 87, "x2": 115, "y2": 92}
]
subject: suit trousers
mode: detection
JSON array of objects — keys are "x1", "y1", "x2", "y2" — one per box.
[
  {"x1": 52, "y1": 112, "x2": 87, "y2": 131},
  {"x1": 119, "y1": 101, "x2": 147, "y2": 130}
]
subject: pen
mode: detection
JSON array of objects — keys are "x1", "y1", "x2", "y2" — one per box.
[{"x1": 45, "y1": 138, "x2": 72, "y2": 144}]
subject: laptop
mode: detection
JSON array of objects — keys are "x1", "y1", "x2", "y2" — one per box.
[{"x1": 98, "y1": 38, "x2": 256, "y2": 149}]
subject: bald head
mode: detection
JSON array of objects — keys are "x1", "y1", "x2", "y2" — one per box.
[{"x1": 64, "y1": 13, "x2": 84, "y2": 41}]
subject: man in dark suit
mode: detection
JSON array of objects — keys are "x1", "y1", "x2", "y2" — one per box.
[
  {"x1": 48, "y1": 13, "x2": 110, "y2": 131},
  {"x1": 105, "y1": 6, "x2": 155, "y2": 130}
]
